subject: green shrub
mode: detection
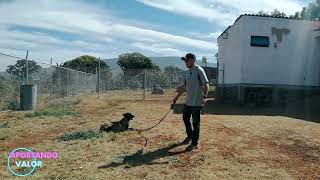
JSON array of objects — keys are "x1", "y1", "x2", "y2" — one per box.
[
  {"x1": 6, "y1": 98, "x2": 18, "y2": 111},
  {"x1": 56, "y1": 130, "x2": 103, "y2": 142},
  {"x1": 25, "y1": 107, "x2": 80, "y2": 118}
]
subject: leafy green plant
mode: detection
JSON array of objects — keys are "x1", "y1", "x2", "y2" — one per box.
[
  {"x1": 56, "y1": 130, "x2": 103, "y2": 142},
  {"x1": 25, "y1": 107, "x2": 80, "y2": 118},
  {"x1": 6, "y1": 98, "x2": 18, "y2": 111}
]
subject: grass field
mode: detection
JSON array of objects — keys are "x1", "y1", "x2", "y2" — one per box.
[{"x1": 0, "y1": 93, "x2": 320, "y2": 179}]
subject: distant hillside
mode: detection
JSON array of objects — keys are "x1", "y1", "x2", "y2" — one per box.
[{"x1": 103, "y1": 56, "x2": 216, "y2": 74}]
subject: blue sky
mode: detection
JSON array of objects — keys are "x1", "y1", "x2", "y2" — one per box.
[{"x1": 0, "y1": 0, "x2": 312, "y2": 67}]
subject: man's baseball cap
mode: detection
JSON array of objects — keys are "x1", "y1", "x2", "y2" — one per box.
[{"x1": 181, "y1": 53, "x2": 196, "y2": 61}]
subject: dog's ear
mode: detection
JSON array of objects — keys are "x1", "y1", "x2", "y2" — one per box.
[
  {"x1": 123, "y1": 113, "x2": 130, "y2": 118},
  {"x1": 123, "y1": 113, "x2": 131, "y2": 117}
]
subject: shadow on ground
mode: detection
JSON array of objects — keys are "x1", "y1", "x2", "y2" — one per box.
[
  {"x1": 173, "y1": 99, "x2": 320, "y2": 123},
  {"x1": 98, "y1": 142, "x2": 187, "y2": 169}
]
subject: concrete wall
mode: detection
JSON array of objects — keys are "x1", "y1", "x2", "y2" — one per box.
[
  {"x1": 217, "y1": 18, "x2": 244, "y2": 84},
  {"x1": 218, "y1": 16, "x2": 320, "y2": 87},
  {"x1": 241, "y1": 16, "x2": 319, "y2": 86}
]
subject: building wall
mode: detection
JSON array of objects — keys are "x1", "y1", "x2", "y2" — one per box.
[
  {"x1": 240, "y1": 16, "x2": 320, "y2": 87},
  {"x1": 217, "y1": 16, "x2": 320, "y2": 103},
  {"x1": 217, "y1": 18, "x2": 244, "y2": 85}
]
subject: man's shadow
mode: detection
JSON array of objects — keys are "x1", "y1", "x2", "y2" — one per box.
[{"x1": 98, "y1": 142, "x2": 187, "y2": 169}]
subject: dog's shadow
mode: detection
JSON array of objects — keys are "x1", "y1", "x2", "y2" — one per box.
[{"x1": 98, "y1": 142, "x2": 187, "y2": 169}]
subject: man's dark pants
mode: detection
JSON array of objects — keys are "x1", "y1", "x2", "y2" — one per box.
[{"x1": 183, "y1": 105, "x2": 202, "y2": 145}]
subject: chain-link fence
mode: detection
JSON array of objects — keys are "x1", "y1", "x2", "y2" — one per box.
[
  {"x1": 0, "y1": 52, "x2": 188, "y2": 111},
  {"x1": 0, "y1": 52, "x2": 97, "y2": 111},
  {"x1": 98, "y1": 68, "x2": 186, "y2": 101}
]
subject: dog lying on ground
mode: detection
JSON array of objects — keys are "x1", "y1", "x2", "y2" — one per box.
[{"x1": 100, "y1": 113, "x2": 135, "y2": 133}]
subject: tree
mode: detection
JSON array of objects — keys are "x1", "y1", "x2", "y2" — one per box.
[
  {"x1": 257, "y1": 10, "x2": 269, "y2": 16},
  {"x1": 6, "y1": 60, "x2": 41, "y2": 83},
  {"x1": 62, "y1": 55, "x2": 112, "y2": 80},
  {"x1": 62, "y1": 55, "x2": 109, "y2": 74},
  {"x1": 293, "y1": 1, "x2": 320, "y2": 20},
  {"x1": 53, "y1": 55, "x2": 112, "y2": 95},
  {"x1": 117, "y1": 52, "x2": 159, "y2": 71},
  {"x1": 270, "y1": 9, "x2": 287, "y2": 17},
  {"x1": 257, "y1": 9, "x2": 287, "y2": 17}
]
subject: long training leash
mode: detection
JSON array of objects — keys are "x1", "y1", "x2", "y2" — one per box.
[
  {"x1": 132, "y1": 103, "x2": 175, "y2": 149},
  {"x1": 133, "y1": 104, "x2": 174, "y2": 132}
]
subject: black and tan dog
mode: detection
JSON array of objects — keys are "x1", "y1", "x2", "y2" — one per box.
[{"x1": 100, "y1": 113, "x2": 135, "y2": 133}]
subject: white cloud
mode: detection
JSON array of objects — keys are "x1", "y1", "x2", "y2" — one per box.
[
  {"x1": 209, "y1": 0, "x2": 303, "y2": 14},
  {"x1": 131, "y1": 42, "x2": 185, "y2": 56},
  {"x1": 136, "y1": 0, "x2": 307, "y2": 25},
  {"x1": 136, "y1": 0, "x2": 235, "y2": 26},
  {"x1": 0, "y1": 0, "x2": 214, "y2": 68},
  {"x1": 187, "y1": 31, "x2": 222, "y2": 40}
]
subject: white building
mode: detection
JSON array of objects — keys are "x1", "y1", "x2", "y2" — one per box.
[{"x1": 217, "y1": 14, "x2": 320, "y2": 104}]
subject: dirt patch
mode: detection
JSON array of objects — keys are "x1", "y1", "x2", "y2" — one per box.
[
  {"x1": 128, "y1": 134, "x2": 178, "y2": 147},
  {"x1": 76, "y1": 100, "x2": 123, "y2": 117},
  {"x1": 176, "y1": 152, "x2": 206, "y2": 168},
  {"x1": 241, "y1": 131, "x2": 320, "y2": 179},
  {"x1": 2, "y1": 127, "x2": 73, "y2": 152}
]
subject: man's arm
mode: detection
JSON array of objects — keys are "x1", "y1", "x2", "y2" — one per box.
[
  {"x1": 203, "y1": 83, "x2": 209, "y2": 98},
  {"x1": 173, "y1": 83, "x2": 185, "y2": 104},
  {"x1": 198, "y1": 67, "x2": 210, "y2": 105}
]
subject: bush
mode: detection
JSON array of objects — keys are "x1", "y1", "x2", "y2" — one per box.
[
  {"x1": 6, "y1": 98, "x2": 18, "y2": 111},
  {"x1": 56, "y1": 130, "x2": 103, "y2": 142}
]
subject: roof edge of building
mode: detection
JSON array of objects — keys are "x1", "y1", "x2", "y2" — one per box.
[{"x1": 217, "y1": 14, "x2": 320, "y2": 40}]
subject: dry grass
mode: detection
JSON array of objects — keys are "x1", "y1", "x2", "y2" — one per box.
[{"x1": 0, "y1": 93, "x2": 319, "y2": 180}]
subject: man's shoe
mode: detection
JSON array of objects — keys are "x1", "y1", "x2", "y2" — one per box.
[
  {"x1": 181, "y1": 137, "x2": 192, "y2": 145},
  {"x1": 186, "y1": 144, "x2": 200, "y2": 151}
]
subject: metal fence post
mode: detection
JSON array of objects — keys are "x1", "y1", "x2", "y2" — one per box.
[
  {"x1": 25, "y1": 50, "x2": 29, "y2": 85},
  {"x1": 96, "y1": 67, "x2": 99, "y2": 98},
  {"x1": 85, "y1": 68, "x2": 87, "y2": 93},
  {"x1": 66, "y1": 70, "x2": 69, "y2": 97},
  {"x1": 98, "y1": 57, "x2": 101, "y2": 99},
  {"x1": 50, "y1": 58, "x2": 53, "y2": 104},
  {"x1": 143, "y1": 68, "x2": 146, "y2": 100}
]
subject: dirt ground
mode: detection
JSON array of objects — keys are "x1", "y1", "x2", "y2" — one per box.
[{"x1": 0, "y1": 93, "x2": 320, "y2": 180}]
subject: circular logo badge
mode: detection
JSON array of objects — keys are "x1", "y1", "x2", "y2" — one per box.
[{"x1": 7, "y1": 148, "x2": 37, "y2": 176}]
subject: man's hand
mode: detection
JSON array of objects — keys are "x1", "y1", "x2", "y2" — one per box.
[
  {"x1": 202, "y1": 98, "x2": 208, "y2": 107},
  {"x1": 172, "y1": 97, "x2": 178, "y2": 105},
  {"x1": 171, "y1": 96, "x2": 178, "y2": 109}
]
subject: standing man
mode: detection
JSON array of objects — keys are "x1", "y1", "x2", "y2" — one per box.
[{"x1": 173, "y1": 53, "x2": 209, "y2": 151}]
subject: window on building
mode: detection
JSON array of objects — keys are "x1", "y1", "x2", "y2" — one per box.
[{"x1": 251, "y1": 36, "x2": 270, "y2": 47}]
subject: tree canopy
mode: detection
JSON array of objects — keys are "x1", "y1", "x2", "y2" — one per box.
[
  {"x1": 6, "y1": 60, "x2": 41, "y2": 82},
  {"x1": 257, "y1": 9, "x2": 287, "y2": 17},
  {"x1": 62, "y1": 55, "x2": 109, "y2": 74},
  {"x1": 117, "y1": 52, "x2": 160, "y2": 71},
  {"x1": 293, "y1": 0, "x2": 320, "y2": 20}
]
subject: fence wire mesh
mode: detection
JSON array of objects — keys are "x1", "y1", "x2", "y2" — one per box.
[
  {"x1": 0, "y1": 52, "x2": 188, "y2": 111},
  {"x1": 0, "y1": 53, "x2": 97, "y2": 111}
]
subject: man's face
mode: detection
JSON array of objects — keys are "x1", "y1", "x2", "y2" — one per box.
[{"x1": 184, "y1": 58, "x2": 195, "y2": 68}]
